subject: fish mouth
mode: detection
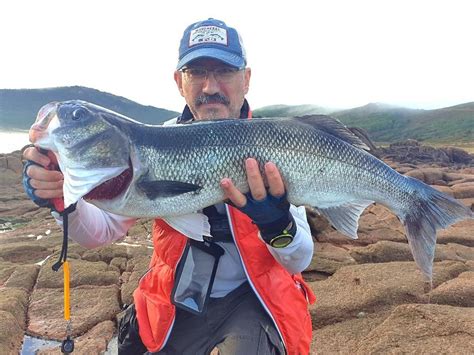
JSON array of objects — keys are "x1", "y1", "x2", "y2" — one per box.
[
  {"x1": 82, "y1": 145, "x2": 142, "y2": 205},
  {"x1": 84, "y1": 162, "x2": 133, "y2": 201},
  {"x1": 29, "y1": 102, "x2": 59, "y2": 144}
]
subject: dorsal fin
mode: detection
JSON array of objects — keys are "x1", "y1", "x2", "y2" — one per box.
[{"x1": 295, "y1": 115, "x2": 370, "y2": 150}]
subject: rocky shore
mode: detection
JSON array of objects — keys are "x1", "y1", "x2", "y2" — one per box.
[{"x1": 0, "y1": 142, "x2": 473, "y2": 354}]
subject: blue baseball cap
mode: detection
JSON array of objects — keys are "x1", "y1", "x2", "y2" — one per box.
[{"x1": 177, "y1": 18, "x2": 247, "y2": 70}]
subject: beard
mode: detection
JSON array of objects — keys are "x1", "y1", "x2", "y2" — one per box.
[
  {"x1": 195, "y1": 93, "x2": 230, "y2": 106},
  {"x1": 190, "y1": 93, "x2": 240, "y2": 120}
]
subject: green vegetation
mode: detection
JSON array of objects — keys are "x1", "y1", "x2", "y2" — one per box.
[
  {"x1": 255, "y1": 103, "x2": 474, "y2": 144},
  {"x1": 0, "y1": 86, "x2": 179, "y2": 129},
  {"x1": 0, "y1": 217, "x2": 29, "y2": 232}
]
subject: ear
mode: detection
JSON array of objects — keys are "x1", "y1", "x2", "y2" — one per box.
[
  {"x1": 243, "y1": 67, "x2": 251, "y2": 94},
  {"x1": 174, "y1": 71, "x2": 185, "y2": 97}
]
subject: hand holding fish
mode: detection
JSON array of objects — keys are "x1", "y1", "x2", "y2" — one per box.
[
  {"x1": 221, "y1": 158, "x2": 285, "y2": 207},
  {"x1": 22, "y1": 146, "x2": 64, "y2": 201},
  {"x1": 221, "y1": 158, "x2": 296, "y2": 246}
]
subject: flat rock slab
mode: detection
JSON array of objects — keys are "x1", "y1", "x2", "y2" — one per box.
[
  {"x1": 307, "y1": 243, "x2": 356, "y2": 275},
  {"x1": 316, "y1": 205, "x2": 406, "y2": 245},
  {"x1": 355, "y1": 304, "x2": 474, "y2": 354},
  {"x1": 37, "y1": 320, "x2": 115, "y2": 355},
  {"x1": 405, "y1": 168, "x2": 472, "y2": 185},
  {"x1": 78, "y1": 242, "x2": 151, "y2": 264},
  {"x1": 0, "y1": 261, "x2": 17, "y2": 284},
  {"x1": 429, "y1": 271, "x2": 474, "y2": 307},
  {"x1": 36, "y1": 258, "x2": 120, "y2": 288},
  {"x1": 311, "y1": 309, "x2": 392, "y2": 354},
  {"x1": 350, "y1": 240, "x2": 413, "y2": 263},
  {"x1": 121, "y1": 255, "x2": 151, "y2": 305},
  {"x1": 3, "y1": 264, "x2": 40, "y2": 291},
  {"x1": 28, "y1": 285, "x2": 121, "y2": 339},
  {"x1": 312, "y1": 303, "x2": 474, "y2": 354},
  {"x1": 110, "y1": 256, "x2": 128, "y2": 273},
  {"x1": 451, "y1": 182, "x2": 474, "y2": 198},
  {"x1": 0, "y1": 242, "x2": 50, "y2": 264},
  {"x1": 350, "y1": 240, "x2": 473, "y2": 264},
  {"x1": 357, "y1": 204, "x2": 404, "y2": 233},
  {"x1": 0, "y1": 310, "x2": 24, "y2": 355},
  {"x1": 0, "y1": 287, "x2": 29, "y2": 328},
  {"x1": 309, "y1": 260, "x2": 469, "y2": 327},
  {"x1": 437, "y1": 219, "x2": 474, "y2": 246}
]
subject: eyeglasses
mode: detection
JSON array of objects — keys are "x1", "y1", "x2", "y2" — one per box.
[{"x1": 180, "y1": 66, "x2": 243, "y2": 84}]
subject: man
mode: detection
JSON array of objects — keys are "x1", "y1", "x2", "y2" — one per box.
[{"x1": 22, "y1": 18, "x2": 316, "y2": 354}]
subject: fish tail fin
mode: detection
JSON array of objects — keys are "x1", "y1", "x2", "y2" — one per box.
[{"x1": 401, "y1": 176, "x2": 473, "y2": 281}]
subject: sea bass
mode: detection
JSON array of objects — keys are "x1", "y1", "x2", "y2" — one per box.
[{"x1": 29, "y1": 100, "x2": 473, "y2": 280}]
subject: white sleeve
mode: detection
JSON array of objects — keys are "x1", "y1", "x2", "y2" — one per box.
[
  {"x1": 265, "y1": 205, "x2": 314, "y2": 274},
  {"x1": 53, "y1": 199, "x2": 137, "y2": 249}
]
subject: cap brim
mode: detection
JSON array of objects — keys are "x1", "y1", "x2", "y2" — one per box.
[{"x1": 177, "y1": 47, "x2": 245, "y2": 70}]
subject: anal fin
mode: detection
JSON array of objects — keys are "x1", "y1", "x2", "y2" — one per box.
[{"x1": 316, "y1": 200, "x2": 374, "y2": 239}]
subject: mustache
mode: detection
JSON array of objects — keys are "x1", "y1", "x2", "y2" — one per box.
[{"x1": 195, "y1": 93, "x2": 230, "y2": 106}]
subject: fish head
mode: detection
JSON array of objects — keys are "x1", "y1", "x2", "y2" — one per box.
[{"x1": 30, "y1": 100, "x2": 134, "y2": 208}]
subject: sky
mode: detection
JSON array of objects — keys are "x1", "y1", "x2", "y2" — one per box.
[{"x1": 1, "y1": 0, "x2": 473, "y2": 112}]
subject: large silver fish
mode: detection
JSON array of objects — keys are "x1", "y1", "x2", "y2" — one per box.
[{"x1": 29, "y1": 100, "x2": 473, "y2": 280}]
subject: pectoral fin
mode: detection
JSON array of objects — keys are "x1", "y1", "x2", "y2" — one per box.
[
  {"x1": 137, "y1": 179, "x2": 202, "y2": 199},
  {"x1": 316, "y1": 200, "x2": 374, "y2": 239}
]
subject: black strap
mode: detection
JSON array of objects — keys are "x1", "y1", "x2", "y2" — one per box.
[{"x1": 52, "y1": 204, "x2": 77, "y2": 271}]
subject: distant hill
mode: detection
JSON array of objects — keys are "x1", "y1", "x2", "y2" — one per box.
[
  {"x1": 331, "y1": 103, "x2": 474, "y2": 143},
  {"x1": 2, "y1": 87, "x2": 472, "y2": 143},
  {"x1": 0, "y1": 86, "x2": 179, "y2": 130},
  {"x1": 255, "y1": 102, "x2": 474, "y2": 143},
  {"x1": 253, "y1": 104, "x2": 332, "y2": 117}
]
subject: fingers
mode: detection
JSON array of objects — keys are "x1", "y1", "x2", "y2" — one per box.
[
  {"x1": 23, "y1": 147, "x2": 51, "y2": 167},
  {"x1": 221, "y1": 178, "x2": 246, "y2": 208},
  {"x1": 245, "y1": 158, "x2": 266, "y2": 201},
  {"x1": 32, "y1": 187, "x2": 64, "y2": 200},
  {"x1": 220, "y1": 158, "x2": 266, "y2": 207},
  {"x1": 25, "y1": 162, "x2": 64, "y2": 200},
  {"x1": 29, "y1": 174, "x2": 64, "y2": 191},
  {"x1": 265, "y1": 162, "x2": 285, "y2": 197},
  {"x1": 26, "y1": 163, "x2": 63, "y2": 182},
  {"x1": 221, "y1": 158, "x2": 286, "y2": 207}
]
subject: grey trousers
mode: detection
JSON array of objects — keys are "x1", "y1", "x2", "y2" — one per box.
[{"x1": 151, "y1": 282, "x2": 285, "y2": 355}]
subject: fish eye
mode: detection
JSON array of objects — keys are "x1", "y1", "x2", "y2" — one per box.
[{"x1": 72, "y1": 108, "x2": 87, "y2": 120}]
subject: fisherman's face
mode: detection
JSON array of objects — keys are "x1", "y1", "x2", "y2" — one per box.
[{"x1": 174, "y1": 58, "x2": 251, "y2": 120}]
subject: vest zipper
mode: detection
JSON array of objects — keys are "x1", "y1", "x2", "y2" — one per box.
[
  {"x1": 137, "y1": 236, "x2": 188, "y2": 352},
  {"x1": 225, "y1": 204, "x2": 287, "y2": 353},
  {"x1": 160, "y1": 243, "x2": 187, "y2": 351}
]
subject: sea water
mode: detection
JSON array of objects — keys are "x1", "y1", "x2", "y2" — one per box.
[
  {"x1": 0, "y1": 131, "x2": 30, "y2": 154},
  {"x1": 21, "y1": 335, "x2": 118, "y2": 354}
]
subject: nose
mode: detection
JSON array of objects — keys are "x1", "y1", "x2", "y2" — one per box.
[{"x1": 201, "y1": 72, "x2": 221, "y2": 95}]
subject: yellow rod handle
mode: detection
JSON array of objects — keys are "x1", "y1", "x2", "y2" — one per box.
[{"x1": 63, "y1": 261, "x2": 70, "y2": 321}]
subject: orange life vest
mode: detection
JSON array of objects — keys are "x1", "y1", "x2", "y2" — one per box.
[{"x1": 133, "y1": 206, "x2": 316, "y2": 354}]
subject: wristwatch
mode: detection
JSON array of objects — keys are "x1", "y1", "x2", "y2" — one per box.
[{"x1": 265, "y1": 220, "x2": 296, "y2": 248}]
